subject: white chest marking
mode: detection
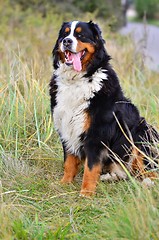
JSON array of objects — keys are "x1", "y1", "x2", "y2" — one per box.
[{"x1": 53, "y1": 64, "x2": 107, "y2": 155}]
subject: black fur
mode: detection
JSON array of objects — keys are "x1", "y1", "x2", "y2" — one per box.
[{"x1": 50, "y1": 21, "x2": 159, "y2": 184}]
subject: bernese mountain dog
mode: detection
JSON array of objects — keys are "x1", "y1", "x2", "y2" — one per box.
[{"x1": 50, "y1": 21, "x2": 159, "y2": 197}]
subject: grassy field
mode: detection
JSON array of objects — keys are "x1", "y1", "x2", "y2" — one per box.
[{"x1": 0, "y1": 2, "x2": 159, "y2": 239}]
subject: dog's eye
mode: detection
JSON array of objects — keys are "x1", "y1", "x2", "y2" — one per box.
[
  {"x1": 77, "y1": 33, "x2": 84, "y2": 38},
  {"x1": 63, "y1": 32, "x2": 69, "y2": 38}
]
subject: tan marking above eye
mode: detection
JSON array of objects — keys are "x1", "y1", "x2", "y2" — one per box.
[
  {"x1": 75, "y1": 27, "x2": 82, "y2": 33},
  {"x1": 65, "y1": 27, "x2": 70, "y2": 33}
]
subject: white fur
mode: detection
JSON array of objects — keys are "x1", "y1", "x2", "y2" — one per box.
[
  {"x1": 142, "y1": 178, "x2": 154, "y2": 187},
  {"x1": 53, "y1": 63, "x2": 107, "y2": 156},
  {"x1": 60, "y1": 21, "x2": 79, "y2": 53},
  {"x1": 100, "y1": 173, "x2": 118, "y2": 181},
  {"x1": 100, "y1": 163, "x2": 127, "y2": 181}
]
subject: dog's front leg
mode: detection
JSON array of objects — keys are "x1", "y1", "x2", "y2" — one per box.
[
  {"x1": 61, "y1": 154, "x2": 81, "y2": 183},
  {"x1": 80, "y1": 158, "x2": 101, "y2": 197}
]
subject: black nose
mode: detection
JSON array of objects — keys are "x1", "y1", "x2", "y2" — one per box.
[{"x1": 63, "y1": 38, "x2": 73, "y2": 47}]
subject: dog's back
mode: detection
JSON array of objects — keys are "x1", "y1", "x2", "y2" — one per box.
[{"x1": 50, "y1": 21, "x2": 159, "y2": 196}]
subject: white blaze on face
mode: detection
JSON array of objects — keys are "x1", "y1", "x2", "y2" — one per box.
[
  {"x1": 60, "y1": 21, "x2": 79, "y2": 53},
  {"x1": 60, "y1": 21, "x2": 84, "y2": 71}
]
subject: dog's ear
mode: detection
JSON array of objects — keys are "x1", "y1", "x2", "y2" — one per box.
[
  {"x1": 52, "y1": 39, "x2": 60, "y2": 69},
  {"x1": 88, "y1": 21, "x2": 105, "y2": 44},
  {"x1": 52, "y1": 22, "x2": 68, "y2": 69}
]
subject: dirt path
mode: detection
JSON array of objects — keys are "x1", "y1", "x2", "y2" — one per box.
[{"x1": 119, "y1": 22, "x2": 159, "y2": 72}]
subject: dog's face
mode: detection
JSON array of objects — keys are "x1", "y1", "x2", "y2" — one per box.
[{"x1": 53, "y1": 21, "x2": 104, "y2": 72}]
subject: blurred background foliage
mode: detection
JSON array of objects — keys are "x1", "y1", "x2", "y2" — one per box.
[
  {"x1": 1, "y1": 0, "x2": 158, "y2": 35},
  {"x1": 1, "y1": 1, "x2": 159, "y2": 239},
  {"x1": 8, "y1": 0, "x2": 128, "y2": 29},
  {"x1": 135, "y1": 0, "x2": 159, "y2": 19}
]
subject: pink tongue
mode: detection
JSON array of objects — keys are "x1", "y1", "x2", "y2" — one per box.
[{"x1": 71, "y1": 53, "x2": 82, "y2": 72}]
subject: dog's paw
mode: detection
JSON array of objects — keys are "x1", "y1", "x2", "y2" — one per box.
[
  {"x1": 79, "y1": 189, "x2": 95, "y2": 198},
  {"x1": 60, "y1": 177, "x2": 73, "y2": 184},
  {"x1": 100, "y1": 173, "x2": 117, "y2": 181},
  {"x1": 142, "y1": 177, "x2": 155, "y2": 187}
]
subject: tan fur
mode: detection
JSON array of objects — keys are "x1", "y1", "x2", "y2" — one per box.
[
  {"x1": 75, "y1": 27, "x2": 82, "y2": 33},
  {"x1": 131, "y1": 148, "x2": 158, "y2": 179},
  {"x1": 80, "y1": 159, "x2": 101, "y2": 197},
  {"x1": 76, "y1": 41, "x2": 95, "y2": 71},
  {"x1": 61, "y1": 154, "x2": 80, "y2": 183},
  {"x1": 65, "y1": 27, "x2": 70, "y2": 33},
  {"x1": 83, "y1": 111, "x2": 91, "y2": 133}
]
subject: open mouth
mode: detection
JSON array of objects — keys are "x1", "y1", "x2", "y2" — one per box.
[{"x1": 64, "y1": 50, "x2": 86, "y2": 72}]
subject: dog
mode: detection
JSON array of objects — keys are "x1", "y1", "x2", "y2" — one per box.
[{"x1": 50, "y1": 21, "x2": 159, "y2": 197}]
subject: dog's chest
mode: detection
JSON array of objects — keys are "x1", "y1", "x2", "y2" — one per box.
[
  {"x1": 54, "y1": 84, "x2": 88, "y2": 154},
  {"x1": 53, "y1": 65, "x2": 107, "y2": 154}
]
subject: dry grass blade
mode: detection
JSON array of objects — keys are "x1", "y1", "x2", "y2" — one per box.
[{"x1": 0, "y1": 1, "x2": 159, "y2": 239}]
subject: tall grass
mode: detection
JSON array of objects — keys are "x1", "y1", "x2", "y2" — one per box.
[{"x1": 0, "y1": 2, "x2": 159, "y2": 239}]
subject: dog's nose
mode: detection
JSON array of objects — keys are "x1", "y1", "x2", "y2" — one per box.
[{"x1": 63, "y1": 38, "x2": 73, "y2": 47}]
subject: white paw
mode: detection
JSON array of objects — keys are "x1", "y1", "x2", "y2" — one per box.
[
  {"x1": 100, "y1": 173, "x2": 118, "y2": 181},
  {"x1": 142, "y1": 178, "x2": 154, "y2": 187},
  {"x1": 100, "y1": 170, "x2": 127, "y2": 182}
]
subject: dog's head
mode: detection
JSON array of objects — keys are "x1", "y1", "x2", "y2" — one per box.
[{"x1": 53, "y1": 21, "x2": 108, "y2": 73}]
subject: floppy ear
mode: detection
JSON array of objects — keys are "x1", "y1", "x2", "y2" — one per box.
[
  {"x1": 88, "y1": 21, "x2": 105, "y2": 44},
  {"x1": 52, "y1": 22, "x2": 68, "y2": 69},
  {"x1": 52, "y1": 39, "x2": 60, "y2": 69},
  {"x1": 85, "y1": 21, "x2": 110, "y2": 76}
]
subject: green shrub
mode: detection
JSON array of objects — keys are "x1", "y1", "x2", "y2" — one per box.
[
  {"x1": 135, "y1": 0, "x2": 159, "y2": 19},
  {"x1": 73, "y1": 0, "x2": 124, "y2": 29},
  {"x1": 10, "y1": 0, "x2": 125, "y2": 29}
]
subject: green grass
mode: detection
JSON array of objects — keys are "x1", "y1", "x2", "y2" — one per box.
[{"x1": 0, "y1": 2, "x2": 159, "y2": 239}]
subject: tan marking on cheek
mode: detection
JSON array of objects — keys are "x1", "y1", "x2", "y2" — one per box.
[
  {"x1": 61, "y1": 154, "x2": 81, "y2": 183},
  {"x1": 82, "y1": 52, "x2": 94, "y2": 71},
  {"x1": 76, "y1": 41, "x2": 95, "y2": 54},
  {"x1": 80, "y1": 159, "x2": 101, "y2": 197},
  {"x1": 75, "y1": 27, "x2": 82, "y2": 33},
  {"x1": 65, "y1": 27, "x2": 70, "y2": 33},
  {"x1": 58, "y1": 51, "x2": 65, "y2": 63},
  {"x1": 57, "y1": 43, "x2": 65, "y2": 63},
  {"x1": 83, "y1": 111, "x2": 91, "y2": 132},
  {"x1": 76, "y1": 41, "x2": 95, "y2": 71}
]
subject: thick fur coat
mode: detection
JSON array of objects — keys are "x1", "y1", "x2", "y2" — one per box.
[{"x1": 50, "y1": 21, "x2": 159, "y2": 196}]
